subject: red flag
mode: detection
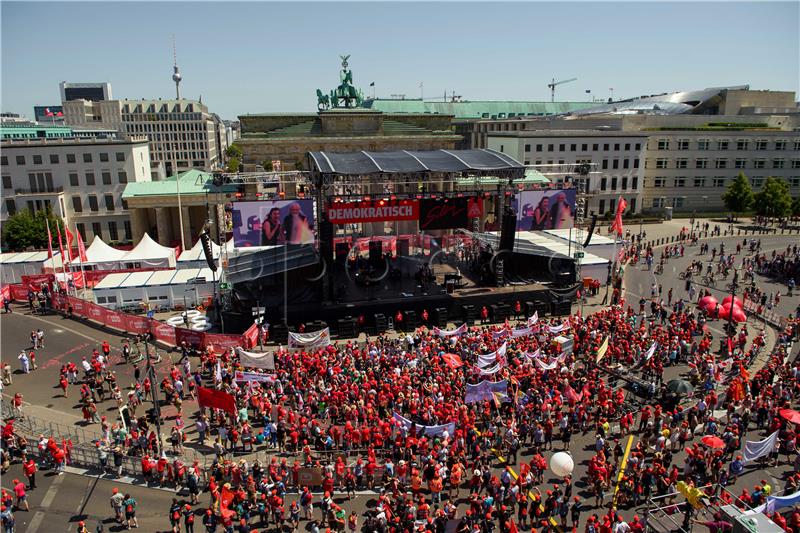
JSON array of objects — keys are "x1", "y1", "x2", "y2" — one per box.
[
  {"x1": 46, "y1": 220, "x2": 54, "y2": 260},
  {"x1": 609, "y1": 196, "x2": 628, "y2": 237},
  {"x1": 76, "y1": 227, "x2": 88, "y2": 262},
  {"x1": 198, "y1": 387, "x2": 236, "y2": 415},
  {"x1": 726, "y1": 336, "x2": 734, "y2": 355},
  {"x1": 64, "y1": 226, "x2": 75, "y2": 262},
  {"x1": 220, "y1": 485, "x2": 236, "y2": 518},
  {"x1": 56, "y1": 221, "x2": 68, "y2": 265},
  {"x1": 442, "y1": 353, "x2": 463, "y2": 369}
]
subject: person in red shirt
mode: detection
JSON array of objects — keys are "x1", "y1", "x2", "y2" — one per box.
[
  {"x1": 12, "y1": 479, "x2": 29, "y2": 512},
  {"x1": 23, "y1": 459, "x2": 37, "y2": 489}
]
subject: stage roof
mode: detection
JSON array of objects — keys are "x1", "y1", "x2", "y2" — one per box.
[{"x1": 308, "y1": 149, "x2": 524, "y2": 175}]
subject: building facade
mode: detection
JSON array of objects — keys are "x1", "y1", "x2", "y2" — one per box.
[
  {"x1": 1, "y1": 134, "x2": 151, "y2": 244},
  {"x1": 487, "y1": 131, "x2": 648, "y2": 215},
  {"x1": 63, "y1": 98, "x2": 228, "y2": 178},
  {"x1": 59, "y1": 82, "x2": 112, "y2": 102}
]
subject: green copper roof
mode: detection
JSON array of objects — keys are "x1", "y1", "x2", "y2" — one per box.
[
  {"x1": 361, "y1": 99, "x2": 596, "y2": 119},
  {"x1": 122, "y1": 169, "x2": 238, "y2": 198},
  {"x1": 1, "y1": 125, "x2": 74, "y2": 139}
]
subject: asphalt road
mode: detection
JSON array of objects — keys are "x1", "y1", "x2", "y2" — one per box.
[{"x1": 1, "y1": 229, "x2": 798, "y2": 532}]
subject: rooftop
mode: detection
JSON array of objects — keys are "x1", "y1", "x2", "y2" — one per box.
[
  {"x1": 122, "y1": 169, "x2": 238, "y2": 198},
  {"x1": 362, "y1": 99, "x2": 596, "y2": 119}
]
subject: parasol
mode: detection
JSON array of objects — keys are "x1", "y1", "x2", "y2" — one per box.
[
  {"x1": 667, "y1": 379, "x2": 694, "y2": 396},
  {"x1": 701, "y1": 435, "x2": 725, "y2": 448}
]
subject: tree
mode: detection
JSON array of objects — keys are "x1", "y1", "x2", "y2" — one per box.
[
  {"x1": 226, "y1": 157, "x2": 240, "y2": 173},
  {"x1": 793, "y1": 195, "x2": 800, "y2": 216},
  {"x1": 1, "y1": 208, "x2": 64, "y2": 252},
  {"x1": 721, "y1": 172, "x2": 754, "y2": 219},
  {"x1": 225, "y1": 144, "x2": 242, "y2": 160},
  {"x1": 753, "y1": 176, "x2": 793, "y2": 218},
  {"x1": 260, "y1": 160, "x2": 274, "y2": 171}
]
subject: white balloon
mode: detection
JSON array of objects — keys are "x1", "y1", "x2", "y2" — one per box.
[{"x1": 549, "y1": 452, "x2": 574, "y2": 477}]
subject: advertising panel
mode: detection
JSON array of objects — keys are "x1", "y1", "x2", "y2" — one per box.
[
  {"x1": 419, "y1": 198, "x2": 469, "y2": 230},
  {"x1": 514, "y1": 189, "x2": 577, "y2": 231},
  {"x1": 125, "y1": 315, "x2": 150, "y2": 335},
  {"x1": 86, "y1": 302, "x2": 106, "y2": 323},
  {"x1": 69, "y1": 296, "x2": 87, "y2": 317},
  {"x1": 175, "y1": 327, "x2": 206, "y2": 348},
  {"x1": 149, "y1": 319, "x2": 177, "y2": 346},
  {"x1": 327, "y1": 200, "x2": 418, "y2": 225},
  {"x1": 104, "y1": 309, "x2": 126, "y2": 330},
  {"x1": 231, "y1": 200, "x2": 315, "y2": 247},
  {"x1": 204, "y1": 333, "x2": 242, "y2": 352}
]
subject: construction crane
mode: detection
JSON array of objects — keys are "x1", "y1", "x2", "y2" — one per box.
[{"x1": 547, "y1": 77, "x2": 577, "y2": 102}]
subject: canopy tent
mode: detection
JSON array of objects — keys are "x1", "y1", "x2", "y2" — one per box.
[
  {"x1": 122, "y1": 233, "x2": 177, "y2": 268},
  {"x1": 542, "y1": 229, "x2": 618, "y2": 261},
  {"x1": 178, "y1": 238, "x2": 234, "y2": 268},
  {"x1": 82, "y1": 236, "x2": 129, "y2": 269},
  {"x1": 0, "y1": 251, "x2": 64, "y2": 284},
  {"x1": 308, "y1": 149, "x2": 525, "y2": 175},
  {"x1": 92, "y1": 267, "x2": 215, "y2": 310}
]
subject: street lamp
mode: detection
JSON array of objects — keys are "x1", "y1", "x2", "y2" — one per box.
[{"x1": 143, "y1": 336, "x2": 164, "y2": 456}]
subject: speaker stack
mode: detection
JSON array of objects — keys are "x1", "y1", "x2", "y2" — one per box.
[
  {"x1": 369, "y1": 241, "x2": 382, "y2": 262},
  {"x1": 498, "y1": 208, "x2": 517, "y2": 252},
  {"x1": 397, "y1": 238, "x2": 410, "y2": 257},
  {"x1": 337, "y1": 316, "x2": 358, "y2": 337},
  {"x1": 335, "y1": 242, "x2": 349, "y2": 263},
  {"x1": 319, "y1": 220, "x2": 334, "y2": 262}
]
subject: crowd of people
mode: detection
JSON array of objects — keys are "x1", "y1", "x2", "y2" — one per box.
[{"x1": 2, "y1": 226, "x2": 800, "y2": 533}]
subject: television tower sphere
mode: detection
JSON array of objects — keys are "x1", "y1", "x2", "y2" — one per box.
[{"x1": 172, "y1": 66, "x2": 182, "y2": 83}]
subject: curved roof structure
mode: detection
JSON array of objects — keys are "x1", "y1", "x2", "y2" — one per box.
[{"x1": 308, "y1": 149, "x2": 524, "y2": 175}]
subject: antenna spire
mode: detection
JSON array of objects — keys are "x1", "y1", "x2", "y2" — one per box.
[{"x1": 171, "y1": 34, "x2": 182, "y2": 99}]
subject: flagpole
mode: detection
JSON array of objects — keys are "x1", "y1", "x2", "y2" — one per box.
[
  {"x1": 46, "y1": 220, "x2": 56, "y2": 277},
  {"x1": 57, "y1": 221, "x2": 70, "y2": 296},
  {"x1": 76, "y1": 224, "x2": 87, "y2": 299}
]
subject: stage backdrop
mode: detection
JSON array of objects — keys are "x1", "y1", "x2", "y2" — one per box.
[
  {"x1": 232, "y1": 200, "x2": 315, "y2": 248},
  {"x1": 419, "y1": 198, "x2": 469, "y2": 230},
  {"x1": 514, "y1": 189, "x2": 576, "y2": 231}
]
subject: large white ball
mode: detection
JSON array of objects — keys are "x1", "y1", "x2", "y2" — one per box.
[{"x1": 550, "y1": 452, "x2": 574, "y2": 477}]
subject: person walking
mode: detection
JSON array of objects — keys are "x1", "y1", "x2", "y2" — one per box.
[
  {"x1": 23, "y1": 459, "x2": 36, "y2": 490},
  {"x1": 110, "y1": 488, "x2": 124, "y2": 524},
  {"x1": 123, "y1": 494, "x2": 138, "y2": 529},
  {"x1": 183, "y1": 504, "x2": 195, "y2": 533},
  {"x1": 17, "y1": 351, "x2": 29, "y2": 374},
  {"x1": 11, "y1": 481, "x2": 28, "y2": 512}
]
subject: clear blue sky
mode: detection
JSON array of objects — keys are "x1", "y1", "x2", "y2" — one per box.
[{"x1": 2, "y1": 2, "x2": 798, "y2": 120}]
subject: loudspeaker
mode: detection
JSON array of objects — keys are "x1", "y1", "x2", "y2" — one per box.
[
  {"x1": 584, "y1": 215, "x2": 598, "y2": 248},
  {"x1": 397, "y1": 238, "x2": 410, "y2": 257},
  {"x1": 199, "y1": 230, "x2": 217, "y2": 272},
  {"x1": 335, "y1": 242, "x2": 349, "y2": 263},
  {"x1": 369, "y1": 241, "x2": 382, "y2": 262},
  {"x1": 319, "y1": 220, "x2": 334, "y2": 261},
  {"x1": 499, "y1": 209, "x2": 517, "y2": 252}
]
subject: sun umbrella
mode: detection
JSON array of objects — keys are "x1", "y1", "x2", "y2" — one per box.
[
  {"x1": 780, "y1": 408, "x2": 800, "y2": 425},
  {"x1": 701, "y1": 435, "x2": 725, "y2": 448},
  {"x1": 718, "y1": 303, "x2": 732, "y2": 320},
  {"x1": 731, "y1": 306, "x2": 747, "y2": 323},
  {"x1": 667, "y1": 379, "x2": 694, "y2": 395},
  {"x1": 721, "y1": 296, "x2": 743, "y2": 308},
  {"x1": 698, "y1": 295, "x2": 718, "y2": 311}
]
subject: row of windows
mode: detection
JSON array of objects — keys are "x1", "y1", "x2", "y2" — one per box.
[
  {"x1": 71, "y1": 194, "x2": 128, "y2": 213},
  {"x1": 526, "y1": 158, "x2": 640, "y2": 170},
  {"x1": 652, "y1": 197, "x2": 686, "y2": 209},
  {"x1": 75, "y1": 220, "x2": 132, "y2": 243},
  {"x1": 0, "y1": 170, "x2": 128, "y2": 191},
  {"x1": 650, "y1": 176, "x2": 800, "y2": 188},
  {"x1": 124, "y1": 120, "x2": 205, "y2": 133},
  {"x1": 524, "y1": 142, "x2": 642, "y2": 153},
  {"x1": 651, "y1": 157, "x2": 799, "y2": 170},
  {"x1": 68, "y1": 171, "x2": 128, "y2": 186},
  {"x1": 596, "y1": 197, "x2": 637, "y2": 216},
  {"x1": 1, "y1": 152, "x2": 126, "y2": 166},
  {"x1": 655, "y1": 139, "x2": 800, "y2": 151},
  {"x1": 599, "y1": 176, "x2": 639, "y2": 191}
]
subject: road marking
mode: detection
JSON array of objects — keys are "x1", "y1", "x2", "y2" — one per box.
[
  {"x1": 8, "y1": 312, "x2": 106, "y2": 345},
  {"x1": 27, "y1": 469, "x2": 66, "y2": 533}
]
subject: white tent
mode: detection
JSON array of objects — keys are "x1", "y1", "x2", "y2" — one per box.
[
  {"x1": 82, "y1": 236, "x2": 128, "y2": 270},
  {"x1": 92, "y1": 267, "x2": 215, "y2": 310},
  {"x1": 177, "y1": 238, "x2": 234, "y2": 268},
  {"x1": 122, "y1": 233, "x2": 177, "y2": 268},
  {"x1": 0, "y1": 251, "x2": 64, "y2": 284}
]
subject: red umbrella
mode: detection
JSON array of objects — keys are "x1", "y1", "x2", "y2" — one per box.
[
  {"x1": 722, "y1": 296, "x2": 743, "y2": 308},
  {"x1": 718, "y1": 303, "x2": 732, "y2": 320},
  {"x1": 730, "y1": 306, "x2": 747, "y2": 323},
  {"x1": 780, "y1": 409, "x2": 800, "y2": 425},
  {"x1": 698, "y1": 295, "x2": 718, "y2": 311},
  {"x1": 701, "y1": 435, "x2": 725, "y2": 448}
]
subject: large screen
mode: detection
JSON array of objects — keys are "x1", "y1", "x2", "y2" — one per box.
[
  {"x1": 514, "y1": 189, "x2": 576, "y2": 231},
  {"x1": 231, "y1": 200, "x2": 315, "y2": 247}
]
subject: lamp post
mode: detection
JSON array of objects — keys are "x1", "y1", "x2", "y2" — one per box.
[
  {"x1": 143, "y1": 336, "x2": 164, "y2": 456},
  {"x1": 725, "y1": 269, "x2": 739, "y2": 354}
]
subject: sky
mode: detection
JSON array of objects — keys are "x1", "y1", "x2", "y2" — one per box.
[{"x1": 2, "y1": 2, "x2": 798, "y2": 120}]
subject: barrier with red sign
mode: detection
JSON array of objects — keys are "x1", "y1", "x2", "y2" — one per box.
[
  {"x1": 175, "y1": 327, "x2": 206, "y2": 348},
  {"x1": 104, "y1": 308, "x2": 127, "y2": 331},
  {"x1": 9, "y1": 284, "x2": 30, "y2": 300},
  {"x1": 149, "y1": 319, "x2": 177, "y2": 346},
  {"x1": 21, "y1": 274, "x2": 55, "y2": 291},
  {"x1": 125, "y1": 314, "x2": 149, "y2": 335},
  {"x1": 204, "y1": 333, "x2": 242, "y2": 352},
  {"x1": 0, "y1": 285, "x2": 10, "y2": 302}
]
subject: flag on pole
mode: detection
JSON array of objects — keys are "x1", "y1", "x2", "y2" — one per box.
[
  {"x1": 64, "y1": 226, "x2": 75, "y2": 262},
  {"x1": 46, "y1": 220, "x2": 54, "y2": 259},
  {"x1": 76, "y1": 227, "x2": 88, "y2": 262},
  {"x1": 596, "y1": 336, "x2": 609, "y2": 363},
  {"x1": 56, "y1": 221, "x2": 67, "y2": 265},
  {"x1": 492, "y1": 391, "x2": 504, "y2": 408},
  {"x1": 609, "y1": 197, "x2": 628, "y2": 237}
]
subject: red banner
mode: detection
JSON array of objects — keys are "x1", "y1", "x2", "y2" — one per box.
[
  {"x1": 21, "y1": 274, "x2": 55, "y2": 291},
  {"x1": 204, "y1": 333, "x2": 242, "y2": 352},
  {"x1": 9, "y1": 285, "x2": 30, "y2": 301},
  {"x1": 69, "y1": 296, "x2": 87, "y2": 317},
  {"x1": 175, "y1": 327, "x2": 206, "y2": 348},
  {"x1": 243, "y1": 323, "x2": 259, "y2": 349},
  {"x1": 149, "y1": 319, "x2": 176, "y2": 346},
  {"x1": 85, "y1": 302, "x2": 106, "y2": 323},
  {"x1": 198, "y1": 387, "x2": 236, "y2": 415},
  {"x1": 125, "y1": 315, "x2": 149, "y2": 335},
  {"x1": 327, "y1": 200, "x2": 418, "y2": 225},
  {"x1": 1, "y1": 285, "x2": 10, "y2": 302},
  {"x1": 104, "y1": 309, "x2": 126, "y2": 330},
  {"x1": 51, "y1": 292, "x2": 67, "y2": 310}
]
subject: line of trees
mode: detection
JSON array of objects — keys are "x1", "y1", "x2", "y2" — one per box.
[
  {"x1": 1, "y1": 207, "x2": 65, "y2": 252},
  {"x1": 722, "y1": 171, "x2": 799, "y2": 219}
]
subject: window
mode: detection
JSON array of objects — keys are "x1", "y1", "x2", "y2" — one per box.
[
  {"x1": 611, "y1": 143, "x2": 618, "y2": 151},
  {"x1": 791, "y1": 159, "x2": 800, "y2": 169},
  {"x1": 76, "y1": 223, "x2": 86, "y2": 242},
  {"x1": 713, "y1": 177, "x2": 726, "y2": 188},
  {"x1": 714, "y1": 158, "x2": 727, "y2": 169},
  {"x1": 734, "y1": 158, "x2": 747, "y2": 169},
  {"x1": 108, "y1": 221, "x2": 118, "y2": 241},
  {"x1": 570, "y1": 144, "x2": 577, "y2": 151},
  {"x1": 655, "y1": 158, "x2": 668, "y2": 169},
  {"x1": 632, "y1": 177, "x2": 638, "y2": 189},
  {"x1": 718, "y1": 140, "x2": 730, "y2": 150},
  {"x1": 754, "y1": 140, "x2": 768, "y2": 150},
  {"x1": 676, "y1": 158, "x2": 688, "y2": 169},
  {"x1": 72, "y1": 196, "x2": 82, "y2": 212},
  {"x1": 621, "y1": 177, "x2": 628, "y2": 190},
  {"x1": 677, "y1": 139, "x2": 689, "y2": 150},
  {"x1": 735, "y1": 140, "x2": 748, "y2": 151},
  {"x1": 697, "y1": 139, "x2": 710, "y2": 150},
  {"x1": 5, "y1": 199, "x2": 15, "y2": 215},
  {"x1": 623, "y1": 159, "x2": 630, "y2": 169},
  {"x1": 674, "y1": 178, "x2": 686, "y2": 187},
  {"x1": 751, "y1": 177, "x2": 764, "y2": 188},
  {"x1": 624, "y1": 143, "x2": 630, "y2": 151},
  {"x1": 0, "y1": 156, "x2": 6, "y2": 166},
  {"x1": 121, "y1": 198, "x2": 129, "y2": 210},
  {"x1": 1, "y1": 176, "x2": 10, "y2": 189},
  {"x1": 582, "y1": 144, "x2": 588, "y2": 151},
  {"x1": 524, "y1": 144, "x2": 531, "y2": 152},
  {"x1": 657, "y1": 139, "x2": 669, "y2": 150},
  {"x1": 694, "y1": 178, "x2": 706, "y2": 187},
  {"x1": 652, "y1": 198, "x2": 665, "y2": 208},
  {"x1": 611, "y1": 177, "x2": 618, "y2": 190},
  {"x1": 101, "y1": 172, "x2": 111, "y2": 185},
  {"x1": 772, "y1": 159, "x2": 785, "y2": 169},
  {"x1": 15, "y1": 155, "x2": 25, "y2": 165},
  {"x1": 794, "y1": 140, "x2": 800, "y2": 151},
  {"x1": 654, "y1": 178, "x2": 666, "y2": 188},
  {"x1": 67, "y1": 153, "x2": 76, "y2": 163},
  {"x1": 99, "y1": 152, "x2": 109, "y2": 162},
  {"x1": 602, "y1": 159, "x2": 608, "y2": 170},
  {"x1": 592, "y1": 144, "x2": 599, "y2": 151},
  {"x1": 635, "y1": 143, "x2": 641, "y2": 150},
  {"x1": 83, "y1": 153, "x2": 92, "y2": 163},
  {"x1": 775, "y1": 140, "x2": 786, "y2": 151},
  {"x1": 633, "y1": 158, "x2": 640, "y2": 169},
  {"x1": 88, "y1": 195, "x2": 98, "y2": 211},
  {"x1": 598, "y1": 199, "x2": 605, "y2": 214},
  {"x1": 85, "y1": 172, "x2": 95, "y2": 185},
  {"x1": 49, "y1": 154, "x2": 59, "y2": 164},
  {"x1": 123, "y1": 220, "x2": 132, "y2": 240},
  {"x1": 600, "y1": 177, "x2": 607, "y2": 191},
  {"x1": 612, "y1": 159, "x2": 619, "y2": 169},
  {"x1": 115, "y1": 152, "x2": 126, "y2": 162},
  {"x1": 67, "y1": 173, "x2": 78, "y2": 186},
  {"x1": 547, "y1": 144, "x2": 554, "y2": 151},
  {"x1": 559, "y1": 144, "x2": 565, "y2": 152},
  {"x1": 104, "y1": 195, "x2": 115, "y2": 211},
  {"x1": 609, "y1": 198, "x2": 616, "y2": 213},
  {"x1": 535, "y1": 144, "x2": 542, "y2": 152},
  {"x1": 673, "y1": 197, "x2": 684, "y2": 208},
  {"x1": 789, "y1": 177, "x2": 800, "y2": 188},
  {"x1": 92, "y1": 222, "x2": 102, "y2": 238},
  {"x1": 696, "y1": 158, "x2": 708, "y2": 169},
  {"x1": 753, "y1": 159, "x2": 766, "y2": 169},
  {"x1": 33, "y1": 155, "x2": 42, "y2": 165}
]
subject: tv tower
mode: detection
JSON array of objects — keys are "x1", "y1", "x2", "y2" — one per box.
[{"x1": 172, "y1": 35, "x2": 182, "y2": 99}]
